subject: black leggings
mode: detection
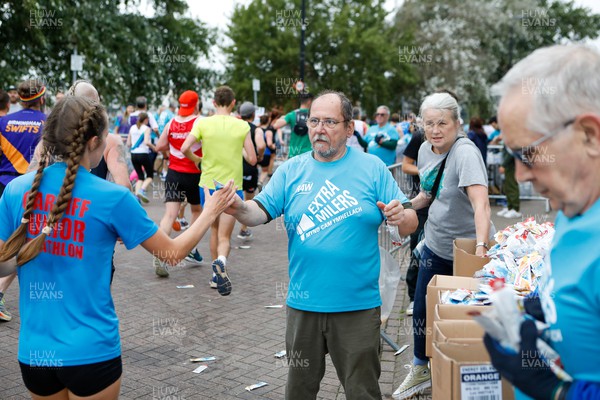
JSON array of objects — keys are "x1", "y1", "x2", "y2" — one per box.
[
  {"x1": 20, "y1": 356, "x2": 122, "y2": 397},
  {"x1": 131, "y1": 153, "x2": 154, "y2": 180}
]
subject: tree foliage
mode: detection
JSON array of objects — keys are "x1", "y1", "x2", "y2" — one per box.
[
  {"x1": 224, "y1": 0, "x2": 417, "y2": 114},
  {"x1": 393, "y1": 0, "x2": 600, "y2": 117},
  {"x1": 0, "y1": 0, "x2": 215, "y2": 105}
]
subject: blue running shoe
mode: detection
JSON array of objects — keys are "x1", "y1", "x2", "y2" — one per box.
[
  {"x1": 185, "y1": 249, "x2": 203, "y2": 264},
  {"x1": 212, "y1": 259, "x2": 231, "y2": 296}
]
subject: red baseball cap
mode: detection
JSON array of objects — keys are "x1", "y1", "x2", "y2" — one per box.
[{"x1": 178, "y1": 90, "x2": 199, "y2": 116}]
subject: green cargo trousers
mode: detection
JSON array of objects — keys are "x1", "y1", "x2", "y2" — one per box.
[{"x1": 285, "y1": 306, "x2": 382, "y2": 400}]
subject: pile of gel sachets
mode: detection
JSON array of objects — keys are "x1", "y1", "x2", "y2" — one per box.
[{"x1": 474, "y1": 217, "x2": 555, "y2": 295}]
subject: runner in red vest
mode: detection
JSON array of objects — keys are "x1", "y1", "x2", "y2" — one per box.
[{"x1": 153, "y1": 90, "x2": 203, "y2": 277}]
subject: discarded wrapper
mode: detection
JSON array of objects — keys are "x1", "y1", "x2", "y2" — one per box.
[
  {"x1": 190, "y1": 356, "x2": 216, "y2": 363},
  {"x1": 237, "y1": 245, "x2": 251, "y2": 249},
  {"x1": 245, "y1": 382, "x2": 268, "y2": 391},
  {"x1": 192, "y1": 365, "x2": 208, "y2": 374},
  {"x1": 274, "y1": 350, "x2": 286, "y2": 358},
  {"x1": 177, "y1": 285, "x2": 195, "y2": 289},
  {"x1": 265, "y1": 305, "x2": 284, "y2": 309}
]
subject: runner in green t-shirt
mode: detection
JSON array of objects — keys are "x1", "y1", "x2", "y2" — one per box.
[{"x1": 273, "y1": 93, "x2": 314, "y2": 158}]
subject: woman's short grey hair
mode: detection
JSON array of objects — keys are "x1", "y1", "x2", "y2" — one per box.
[
  {"x1": 419, "y1": 92, "x2": 461, "y2": 122},
  {"x1": 492, "y1": 44, "x2": 600, "y2": 136},
  {"x1": 312, "y1": 90, "x2": 353, "y2": 126}
]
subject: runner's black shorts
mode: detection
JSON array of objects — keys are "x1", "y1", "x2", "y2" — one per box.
[
  {"x1": 164, "y1": 169, "x2": 201, "y2": 205},
  {"x1": 242, "y1": 162, "x2": 259, "y2": 193},
  {"x1": 20, "y1": 356, "x2": 122, "y2": 397},
  {"x1": 258, "y1": 153, "x2": 271, "y2": 167}
]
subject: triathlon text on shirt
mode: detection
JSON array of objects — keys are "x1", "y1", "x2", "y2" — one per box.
[{"x1": 21, "y1": 191, "x2": 91, "y2": 259}]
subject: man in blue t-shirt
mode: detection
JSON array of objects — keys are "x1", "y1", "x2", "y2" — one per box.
[
  {"x1": 226, "y1": 91, "x2": 418, "y2": 400},
  {"x1": 365, "y1": 105, "x2": 400, "y2": 165},
  {"x1": 483, "y1": 44, "x2": 600, "y2": 400}
]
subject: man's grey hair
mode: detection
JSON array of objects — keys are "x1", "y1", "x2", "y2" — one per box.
[
  {"x1": 311, "y1": 90, "x2": 353, "y2": 126},
  {"x1": 377, "y1": 105, "x2": 390, "y2": 115},
  {"x1": 419, "y1": 92, "x2": 461, "y2": 122},
  {"x1": 352, "y1": 106, "x2": 361, "y2": 119},
  {"x1": 492, "y1": 44, "x2": 600, "y2": 136}
]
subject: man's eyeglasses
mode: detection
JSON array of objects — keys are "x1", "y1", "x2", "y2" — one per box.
[
  {"x1": 505, "y1": 118, "x2": 575, "y2": 168},
  {"x1": 375, "y1": 113, "x2": 388, "y2": 117},
  {"x1": 307, "y1": 118, "x2": 349, "y2": 129}
]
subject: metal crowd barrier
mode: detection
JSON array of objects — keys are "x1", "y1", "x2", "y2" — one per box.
[{"x1": 487, "y1": 145, "x2": 550, "y2": 212}]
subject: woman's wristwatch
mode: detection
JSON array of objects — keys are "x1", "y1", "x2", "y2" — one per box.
[{"x1": 476, "y1": 242, "x2": 489, "y2": 250}]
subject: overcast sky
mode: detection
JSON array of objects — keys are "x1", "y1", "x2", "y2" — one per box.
[{"x1": 176, "y1": 0, "x2": 600, "y2": 85}]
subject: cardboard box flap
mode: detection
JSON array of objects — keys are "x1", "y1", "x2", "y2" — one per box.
[
  {"x1": 436, "y1": 342, "x2": 491, "y2": 362},
  {"x1": 433, "y1": 320, "x2": 484, "y2": 343},
  {"x1": 453, "y1": 238, "x2": 497, "y2": 278},
  {"x1": 426, "y1": 275, "x2": 483, "y2": 357}
]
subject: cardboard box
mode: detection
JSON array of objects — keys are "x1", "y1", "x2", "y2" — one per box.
[
  {"x1": 434, "y1": 303, "x2": 491, "y2": 323},
  {"x1": 432, "y1": 320, "x2": 484, "y2": 346},
  {"x1": 432, "y1": 342, "x2": 515, "y2": 400},
  {"x1": 426, "y1": 275, "x2": 481, "y2": 357},
  {"x1": 453, "y1": 238, "x2": 497, "y2": 278}
]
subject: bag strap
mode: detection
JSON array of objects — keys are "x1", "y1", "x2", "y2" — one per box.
[
  {"x1": 131, "y1": 128, "x2": 145, "y2": 150},
  {"x1": 429, "y1": 137, "x2": 463, "y2": 202},
  {"x1": 430, "y1": 156, "x2": 447, "y2": 201}
]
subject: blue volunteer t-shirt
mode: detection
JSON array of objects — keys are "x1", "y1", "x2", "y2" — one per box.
[
  {"x1": 542, "y1": 198, "x2": 600, "y2": 382},
  {"x1": 514, "y1": 198, "x2": 600, "y2": 400},
  {"x1": 0, "y1": 163, "x2": 158, "y2": 366},
  {"x1": 365, "y1": 123, "x2": 399, "y2": 166},
  {"x1": 254, "y1": 147, "x2": 409, "y2": 312}
]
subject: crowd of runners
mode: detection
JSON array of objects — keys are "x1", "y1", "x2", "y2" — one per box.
[{"x1": 1, "y1": 43, "x2": 600, "y2": 400}]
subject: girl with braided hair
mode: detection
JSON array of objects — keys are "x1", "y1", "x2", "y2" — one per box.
[{"x1": 0, "y1": 96, "x2": 236, "y2": 399}]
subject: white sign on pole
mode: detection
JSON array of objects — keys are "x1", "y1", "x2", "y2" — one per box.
[
  {"x1": 252, "y1": 79, "x2": 260, "y2": 92},
  {"x1": 70, "y1": 55, "x2": 83, "y2": 72}
]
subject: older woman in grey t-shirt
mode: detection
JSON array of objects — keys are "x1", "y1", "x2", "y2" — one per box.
[{"x1": 394, "y1": 92, "x2": 494, "y2": 399}]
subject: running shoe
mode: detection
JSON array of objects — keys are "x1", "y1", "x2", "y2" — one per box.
[
  {"x1": 185, "y1": 249, "x2": 203, "y2": 264},
  {"x1": 496, "y1": 207, "x2": 509, "y2": 217},
  {"x1": 210, "y1": 275, "x2": 217, "y2": 289},
  {"x1": 503, "y1": 209, "x2": 523, "y2": 219},
  {"x1": 137, "y1": 189, "x2": 150, "y2": 204},
  {"x1": 237, "y1": 229, "x2": 253, "y2": 240},
  {"x1": 154, "y1": 257, "x2": 169, "y2": 278},
  {"x1": 393, "y1": 365, "x2": 431, "y2": 399},
  {"x1": 0, "y1": 296, "x2": 12, "y2": 322},
  {"x1": 406, "y1": 301, "x2": 414, "y2": 316},
  {"x1": 212, "y1": 259, "x2": 232, "y2": 296},
  {"x1": 179, "y1": 217, "x2": 190, "y2": 230}
]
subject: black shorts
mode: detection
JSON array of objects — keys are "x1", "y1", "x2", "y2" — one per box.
[
  {"x1": 164, "y1": 169, "x2": 201, "y2": 205},
  {"x1": 242, "y1": 162, "x2": 259, "y2": 193},
  {"x1": 20, "y1": 356, "x2": 122, "y2": 397},
  {"x1": 131, "y1": 153, "x2": 154, "y2": 180},
  {"x1": 259, "y1": 154, "x2": 272, "y2": 167}
]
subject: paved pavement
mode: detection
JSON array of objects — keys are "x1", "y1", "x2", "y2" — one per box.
[{"x1": 0, "y1": 179, "x2": 554, "y2": 400}]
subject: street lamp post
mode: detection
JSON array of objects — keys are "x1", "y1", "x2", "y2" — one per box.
[{"x1": 299, "y1": 0, "x2": 306, "y2": 101}]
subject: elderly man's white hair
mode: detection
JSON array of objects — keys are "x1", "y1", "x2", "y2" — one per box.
[
  {"x1": 377, "y1": 105, "x2": 390, "y2": 114},
  {"x1": 492, "y1": 44, "x2": 600, "y2": 136}
]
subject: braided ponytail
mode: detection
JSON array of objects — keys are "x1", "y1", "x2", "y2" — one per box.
[
  {"x1": 17, "y1": 109, "x2": 93, "y2": 266},
  {"x1": 0, "y1": 149, "x2": 48, "y2": 262}
]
